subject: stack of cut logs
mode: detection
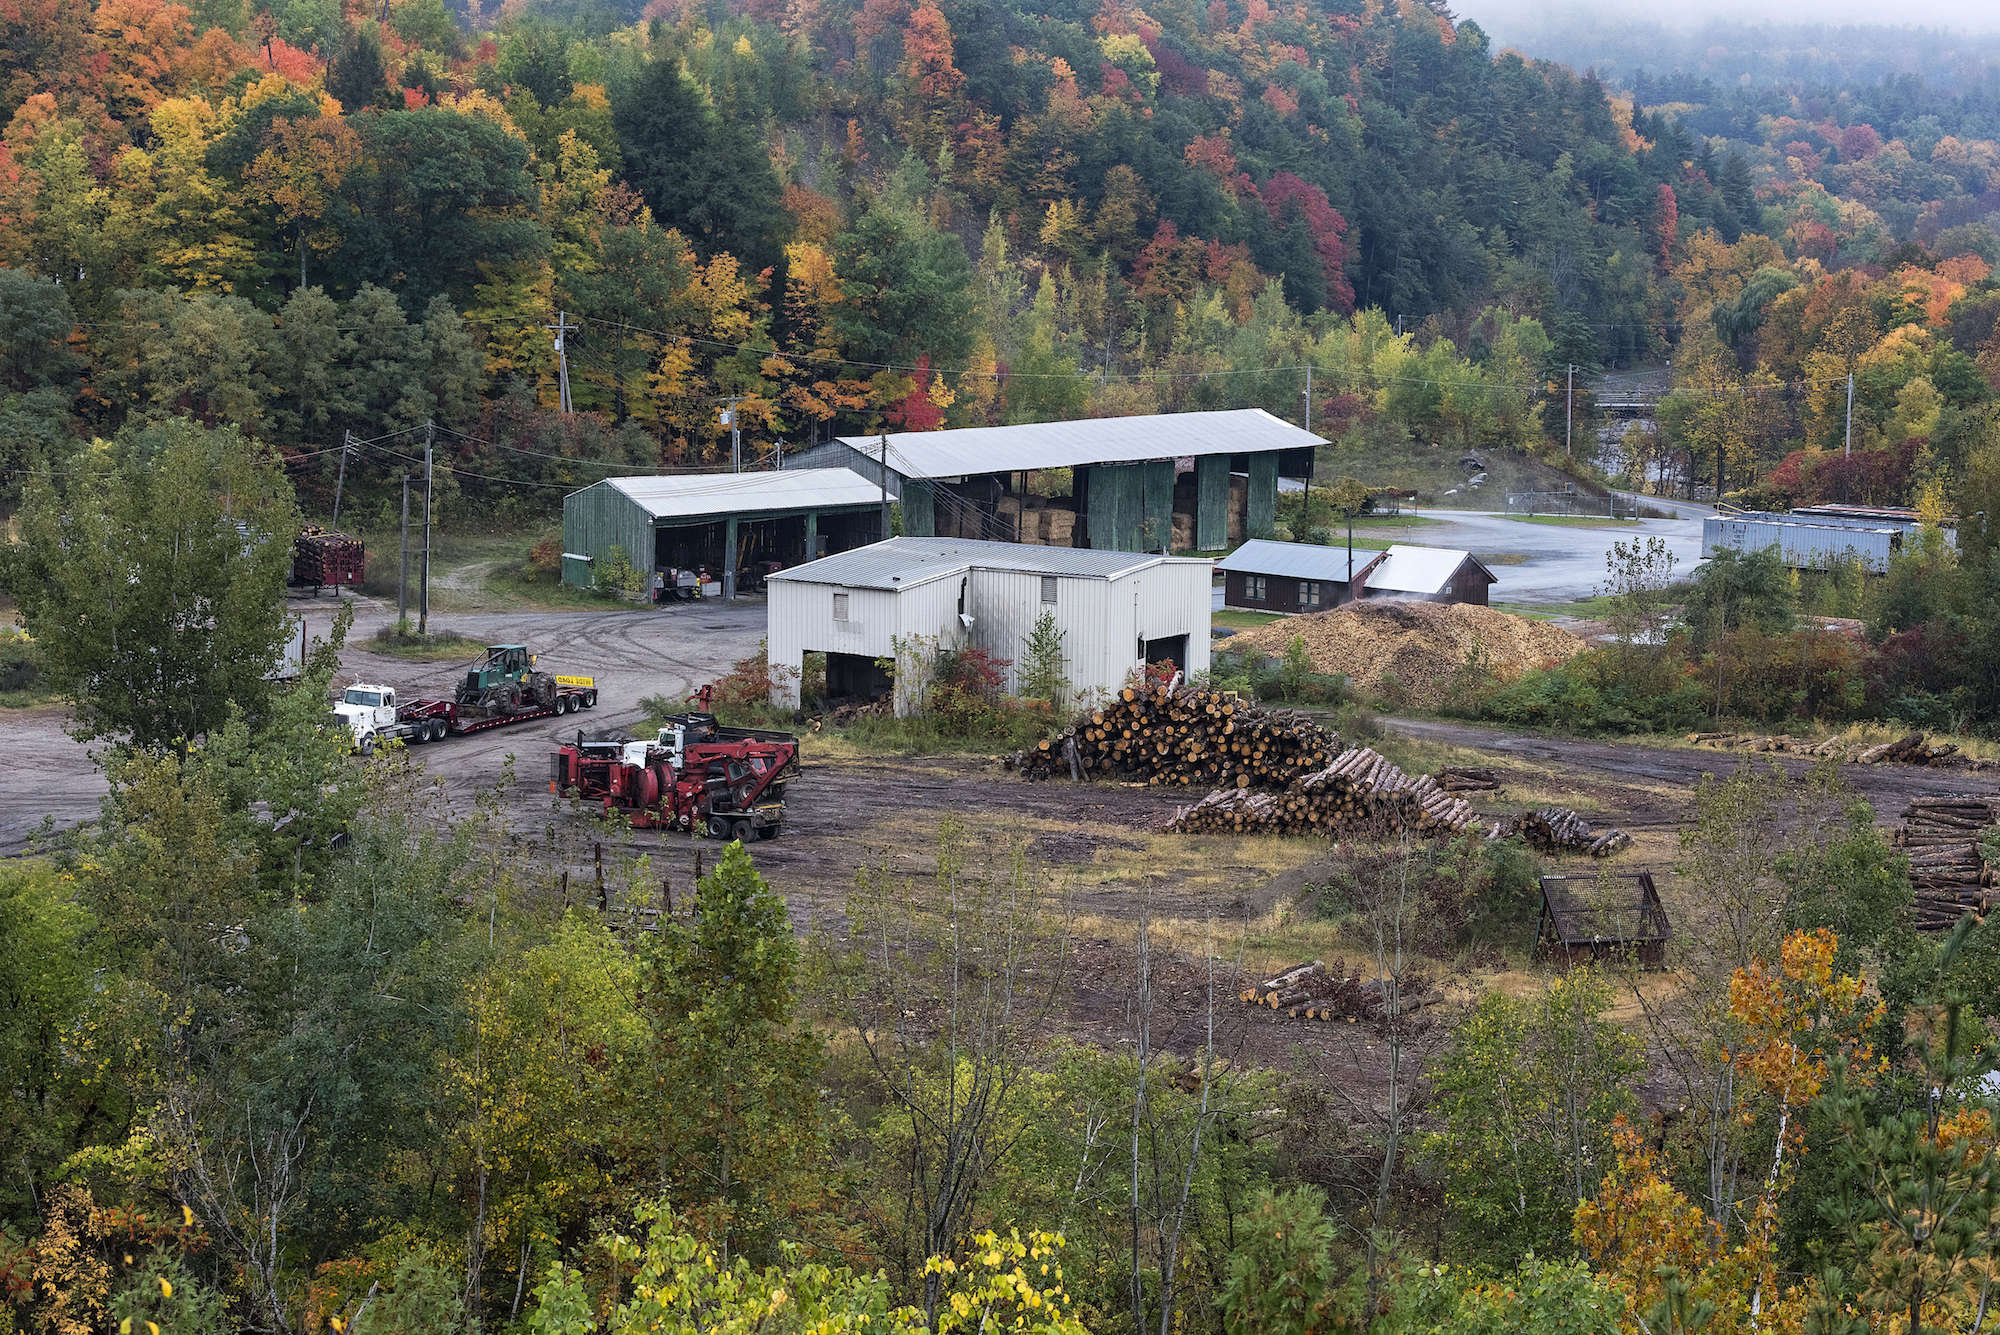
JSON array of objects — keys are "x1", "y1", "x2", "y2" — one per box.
[
  {"x1": 1896, "y1": 796, "x2": 1999, "y2": 929},
  {"x1": 1167, "y1": 747, "x2": 1478, "y2": 839},
  {"x1": 1238, "y1": 959, "x2": 1438, "y2": 1023},
  {"x1": 1433, "y1": 766, "x2": 1501, "y2": 793},
  {"x1": 1497, "y1": 806, "x2": 1632, "y2": 857},
  {"x1": 1013, "y1": 684, "x2": 1335, "y2": 789},
  {"x1": 1861, "y1": 734, "x2": 1963, "y2": 766}
]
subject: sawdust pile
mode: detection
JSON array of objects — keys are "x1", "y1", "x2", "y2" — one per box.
[{"x1": 1234, "y1": 600, "x2": 1586, "y2": 708}]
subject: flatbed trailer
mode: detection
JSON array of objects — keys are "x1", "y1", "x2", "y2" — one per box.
[{"x1": 336, "y1": 679, "x2": 599, "y2": 751}]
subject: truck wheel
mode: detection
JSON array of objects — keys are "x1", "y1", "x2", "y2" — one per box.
[
  {"x1": 730, "y1": 818, "x2": 754, "y2": 843},
  {"x1": 706, "y1": 814, "x2": 732, "y2": 840},
  {"x1": 359, "y1": 733, "x2": 376, "y2": 756},
  {"x1": 429, "y1": 720, "x2": 449, "y2": 743},
  {"x1": 756, "y1": 823, "x2": 779, "y2": 841},
  {"x1": 585, "y1": 691, "x2": 598, "y2": 708}
]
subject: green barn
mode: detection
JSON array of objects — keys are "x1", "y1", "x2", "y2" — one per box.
[
  {"x1": 778, "y1": 409, "x2": 1321, "y2": 554},
  {"x1": 561, "y1": 468, "x2": 887, "y2": 597}
]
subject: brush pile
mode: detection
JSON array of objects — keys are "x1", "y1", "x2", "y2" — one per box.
[
  {"x1": 1167, "y1": 747, "x2": 1479, "y2": 839},
  {"x1": 1895, "y1": 796, "x2": 2000, "y2": 929},
  {"x1": 1491, "y1": 806, "x2": 1631, "y2": 857},
  {"x1": 1231, "y1": 600, "x2": 1585, "y2": 709},
  {"x1": 1238, "y1": 959, "x2": 1439, "y2": 1023},
  {"x1": 1433, "y1": 765, "x2": 1501, "y2": 793},
  {"x1": 1012, "y1": 682, "x2": 1335, "y2": 788}
]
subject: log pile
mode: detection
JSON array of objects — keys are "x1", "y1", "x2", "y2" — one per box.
[
  {"x1": 1895, "y1": 796, "x2": 2000, "y2": 930},
  {"x1": 1012, "y1": 684, "x2": 1335, "y2": 789},
  {"x1": 1433, "y1": 765, "x2": 1500, "y2": 793},
  {"x1": 1496, "y1": 807, "x2": 1632, "y2": 857},
  {"x1": 1687, "y1": 731, "x2": 1997, "y2": 771},
  {"x1": 1237, "y1": 959, "x2": 1438, "y2": 1023},
  {"x1": 1167, "y1": 747, "x2": 1478, "y2": 839},
  {"x1": 1859, "y1": 733, "x2": 1961, "y2": 766}
]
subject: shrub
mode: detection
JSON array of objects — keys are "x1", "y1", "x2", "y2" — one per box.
[
  {"x1": 595, "y1": 544, "x2": 645, "y2": 598},
  {"x1": 527, "y1": 531, "x2": 562, "y2": 577},
  {"x1": 1480, "y1": 650, "x2": 1707, "y2": 735},
  {"x1": 0, "y1": 632, "x2": 40, "y2": 694}
]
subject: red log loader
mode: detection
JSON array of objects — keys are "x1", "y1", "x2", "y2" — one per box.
[{"x1": 550, "y1": 713, "x2": 801, "y2": 840}]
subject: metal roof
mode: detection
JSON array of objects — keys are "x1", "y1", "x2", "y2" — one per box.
[
  {"x1": 832, "y1": 409, "x2": 1324, "y2": 480},
  {"x1": 1215, "y1": 539, "x2": 1381, "y2": 583},
  {"x1": 1365, "y1": 545, "x2": 1494, "y2": 595},
  {"x1": 576, "y1": 468, "x2": 884, "y2": 520},
  {"x1": 767, "y1": 537, "x2": 1201, "y2": 590}
]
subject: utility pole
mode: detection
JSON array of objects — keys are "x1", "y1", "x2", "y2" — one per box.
[
  {"x1": 878, "y1": 433, "x2": 891, "y2": 541},
  {"x1": 398, "y1": 474, "x2": 411, "y2": 626},
  {"x1": 1565, "y1": 364, "x2": 1575, "y2": 460},
  {"x1": 1845, "y1": 371, "x2": 1855, "y2": 458},
  {"x1": 419, "y1": 421, "x2": 434, "y2": 636},
  {"x1": 548, "y1": 311, "x2": 575, "y2": 414},
  {"x1": 718, "y1": 396, "x2": 745, "y2": 472},
  {"x1": 1301, "y1": 365, "x2": 1314, "y2": 535},
  {"x1": 332, "y1": 433, "x2": 352, "y2": 527}
]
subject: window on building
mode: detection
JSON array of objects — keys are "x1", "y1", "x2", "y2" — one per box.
[
  {"x1": 1299, "y1": 580, "x2": 1322, "y2": 609},
  {"x1": 832, "y1": 592, "x2": 849, "y2": 621},
  {"x1": 1041, "y1": 575, "x2": 1058, "y2": 604},
  {"x1": 1245, "y1": 576, "x2": 1267, "y2": 602}
]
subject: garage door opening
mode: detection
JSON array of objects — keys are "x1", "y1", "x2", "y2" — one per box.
[
  {"x1": 1144, "y1": 634, "x2": 1189, "y2": 671},
  {"x1": 825, "y1": 651, "x2": 892, "y2": 705}
]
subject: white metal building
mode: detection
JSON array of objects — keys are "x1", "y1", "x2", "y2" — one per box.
[{"x1": 765, "y1": 538, "x2": 1213, "y2": 715}]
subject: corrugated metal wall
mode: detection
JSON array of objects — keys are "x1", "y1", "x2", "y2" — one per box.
[
  {"x1": 781, "y1": 440, "x2": 904, "y2": 499},
  {"x1": 1196, "y1": 457, "x2": 1229, "y2": 549},
  {"x1": 767, "y1": 581, "x2": 904, "y2": 708},
  {"x1": 1128, "y1": 562, "x2": 1213, "y2": 679},
  {"x1": 1704, "y1": 517, "x2": 1899, "y2": 573},
  {"x1": 902, "y1": 480, "x2": 935, "y2": 536},
  {"x1": 969, "y1": 570, "x2": 1111, "y2": 700},
  {"x1": 562, "y1": 482, "x2": 655, "y2": 587},
  {"x1": 1247, "y1": 454, "x2": 1278, "y2": 539}
]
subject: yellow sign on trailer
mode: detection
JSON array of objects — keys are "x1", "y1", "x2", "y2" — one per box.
[{"x1": 555, "y1": 674, "x2": 596, "y2": 688}]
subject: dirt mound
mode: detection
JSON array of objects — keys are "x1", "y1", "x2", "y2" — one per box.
[{"x1": 1234, "y1": 600, "x2": 1585, "y2": 708}]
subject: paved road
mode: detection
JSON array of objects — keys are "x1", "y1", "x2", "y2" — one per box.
[
  {"x1": 1394, "y1": 507, "x2": 1708, "y2": 604},
  {"x1": 0, "y1": 594, "x2": 767, "y2": 855}
]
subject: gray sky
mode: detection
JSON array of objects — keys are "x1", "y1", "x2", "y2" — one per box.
[{"x1": 1468, "y1": 0, "x2": 2000, "y2": 34}]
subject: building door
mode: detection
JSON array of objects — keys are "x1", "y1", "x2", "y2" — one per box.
[{"x1": 1143, "y1": 634, "x2": 1189, "y2": 671}]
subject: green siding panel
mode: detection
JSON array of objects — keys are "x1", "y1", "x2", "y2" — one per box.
[
  {"x1": 1141, "y1": 460, "x2": 1174, "y2": 553},
  {"x1": 1196, "y1": 456, "x2": 1228, "y2": 551},
  {"x1": 1247, "y1": 453, "x2": 1278, "y2": 541},
  {"x1": 903, "y1": 480, "x2": 936, "y2": 537},
  {"x1": 1085, "y1": 463, "x2": 1145, "y2": 552},
  {"x1": 562, "y1": 482, "x2": 653, "y2": 587}
]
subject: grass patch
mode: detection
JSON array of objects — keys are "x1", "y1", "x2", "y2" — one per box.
[
  {"x1": 1476, "y1": 551, "x2": 1532, "y2": 566},
  {"x1": 364, "y1": 624, "x2": 489, "y2": 661},
  {"x1": 1213, "y1": 609, "x2": 1285, "y2": 630},
  {"x1": 1346, "y1": 512, "x2": 1442, "y2": 530}
]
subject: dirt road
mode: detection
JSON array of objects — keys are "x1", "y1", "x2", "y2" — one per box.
[
  {"x1": 1380, "y1": 716, "x2": 1997, "y2": 827},
  {"x1": 0, "y1": 593, "x2": 768, "y2": 855}
]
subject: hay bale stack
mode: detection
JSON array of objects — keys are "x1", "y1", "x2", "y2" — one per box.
[{"x1": 1232, "y1": 600, "x2": 1585, "y2": 709}]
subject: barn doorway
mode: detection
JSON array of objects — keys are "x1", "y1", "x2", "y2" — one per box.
[{"x1": 1144, "y1": 634, "x2": 1189, "y2": 671}]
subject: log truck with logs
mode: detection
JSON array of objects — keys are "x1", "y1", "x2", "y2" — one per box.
[{"x1": 550, "y1": 713, "x2": 801, "y2": 841}]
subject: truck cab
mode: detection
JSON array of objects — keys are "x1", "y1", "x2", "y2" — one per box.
[{"x1": 333, "y1": 683, "x2": 398, "y2": 750}]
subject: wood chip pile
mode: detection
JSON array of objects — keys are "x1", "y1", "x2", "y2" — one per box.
[
  {"x1": 1231, "y1": 600, "x2": 1586, "y2": 708},
  {"x1": 1238, "y1": 959, "x2": 1439, "y2": 1023},
  {"x1": 1896, "y1": 796, "x2": 2000, "y2": 929},
  {"x1": 1493, "y1": 806, "x2": 1632, "y2": 857},
  {"x1": 1011, "y1": 683, "x2": 1335, "y2": 788},
  {"x1": 1167, "y1": 747, "x2": 1479, "y2": 839}
]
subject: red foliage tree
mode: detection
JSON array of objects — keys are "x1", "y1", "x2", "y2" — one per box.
[
  {"x1": 1261, "y1": 170, "x2": 1354, "y2": 311},
  {"x1": 886, "y1": 354, "x2": 945, "y2": 432},
  {"x1": 1838, "y1": 122, "x2": 1882, "y2": 161}
]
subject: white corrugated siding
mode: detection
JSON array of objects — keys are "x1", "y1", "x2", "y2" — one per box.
[
  {"x1": 888, "y1": 574, "x2": 972, "y2": 715},
  {"x1": 1705, "y1": 517, "x2": 1898, "y2": 573},
  {"x1": 1125, "y1": 561, "x2": 1212, "y2": 679},
  {"x1": 767, "y1": 581, "x2": 902, "y2": 708}
]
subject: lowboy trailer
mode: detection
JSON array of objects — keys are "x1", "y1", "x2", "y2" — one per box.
[{"x1": 334, "y1": 676, "x2": 599, "y2": 752}]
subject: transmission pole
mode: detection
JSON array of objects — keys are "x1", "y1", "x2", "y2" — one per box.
[
  {"x1": 1845, "y1": 372, "x2": 1855, "y2": 458},
  {"x1": 548, "y1": 311, "x2": 575, "y2": 414},
  {"x1": 419, "y1": 421, "x2": 434, "y2": 636},
  {"x1": 399, "y1": 474, "x2": 411, "y2": 627},
  {"x1": 1301, "y1": 366, "x2": 1314, "y2": 533},
  {"x1": 718, "y1": 396, "x2": 745, "y2": 472},
  {"x1": 332, "y1": 433, "x2": 352, "y2": 527},
  {"x1": 1565, "y1": 364, "x2": 1574, "y2": 460}
]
